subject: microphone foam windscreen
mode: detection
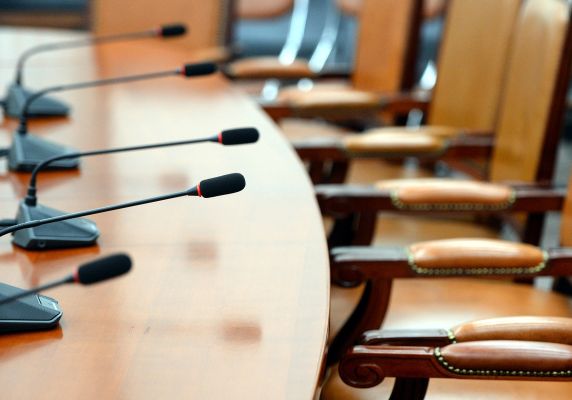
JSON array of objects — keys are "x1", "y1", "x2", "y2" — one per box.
[
  {"x1": 182, "y1": 62, "x2": 217, "y2": 77},
  {"x1": 77, "y1": 253, "x2": 132, "y2": 285},
  {"x1": 220, "y1": 128, "x2": 260, "y2": 145},
  {"x1": 160, "y1": 23, "x2": 187, "y2": 37},
  {"x1": 198, "y1": 173, "x2": 246, "y2": 198}
]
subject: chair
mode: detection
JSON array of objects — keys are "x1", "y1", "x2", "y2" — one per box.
[
  {"x1": 261, "y1": 0, "x2": 424, "y2": 123},
  {"x1": 338, "y1": 316, "x2": 572, "y2": 399},
  {"x1": 314, "y1": 0, "x2": 572, "y2": 252}
]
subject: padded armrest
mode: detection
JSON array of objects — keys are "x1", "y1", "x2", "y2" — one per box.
[
  {"x1": 317, "y1": 179, "x2": 565, "y2": 214},
  {"x1": 436, "y1": 340, "x2": 572, "y2": 376},
  {"x1": 224, "y1": 57, "x2": 315, "y2": 79},
  {"x1": 361, "y1": 316, "x2": 572, "y2": 347},
  {"x1": 452, "y1": 316, "x2": 572, "y2": 344},
  {"x1": 330, "y1": 241, "x2": 572, "y2": 282},
  {"x1": 340, "y1": 340, "x2": 572, "y2": 388}
]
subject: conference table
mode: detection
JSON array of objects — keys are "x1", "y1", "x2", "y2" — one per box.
[{"x1": 0, "y1": 28, "x2": 329, "y2": 399}]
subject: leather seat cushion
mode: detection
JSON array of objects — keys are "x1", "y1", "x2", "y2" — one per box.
[{"x1": 227, "y1": 57, "x2": 314, "y2": 79}]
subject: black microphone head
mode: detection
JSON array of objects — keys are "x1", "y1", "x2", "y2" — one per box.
[
  {"x1": 75, "y1": 253, "x2": 132, "y2": 285},
  {"x1": 218, "y1": 128, "x2": 260, "y2": 145},
  {"x1": 195, "y1": 173, "x2": 246, "y2": 198},
  {"x1": 159, "y1": 23, "x2": 187, "y2": 37},
  {"x1": 181, "y1": 62, "x2": 217, "y2": 77}
]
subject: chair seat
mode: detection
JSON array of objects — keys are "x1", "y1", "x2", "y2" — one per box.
[{"x1": 226, "y1": 57, "x2": 314, "y2": 79}]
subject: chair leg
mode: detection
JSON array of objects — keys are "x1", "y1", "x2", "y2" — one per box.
[
  {"x1": 389, "y1": 378, "x2": 430, "y2": 400},
  {"x1": 328, "y1": 212, "x2": 376, "y2": 248},
  {"x1": 327, "y1": 278, "x2": 392, "y2": 365}
]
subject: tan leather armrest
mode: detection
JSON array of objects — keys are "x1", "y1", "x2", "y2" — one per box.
[
  {"x1": 408, "y1": 239, "x2": 547, "y2": 275},
  {"x1": 376, "y1": 178, "x2": 515, "y2": 211},
  {"x1": 343, "y1": 130, "x2": 449, "y2": 156},
  {"x1": 436, "y1": 340, "x2": 572, "y2": 376},
  {"x1": 225, "y1": 57, "x2": 315, "y2": 79},
  {"x1": 452, "y1": 316, "x2": 572, "y2": 345}
]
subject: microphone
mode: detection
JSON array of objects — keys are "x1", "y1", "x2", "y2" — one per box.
[
  {"x1": 3, "y1": 23, "x2": 188, "y2": 118},
  {"x1": 0, "y1": 254, "x2": 132, "y2": 333},
  {"x1": 4, "y1": 62, "x2": 218, "y2": 172},
  {"x1": 21, "y1": 127, "x2": 258, "y2": 206},
  {"x1": 0, "y1": 254, "x2": 132, "y2": 306},
  {"x1": 3, "y1": 173, "x2": 246, "y2": 250}
]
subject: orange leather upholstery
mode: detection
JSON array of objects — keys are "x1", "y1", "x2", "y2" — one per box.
[
  {"x1": 343, "y1": 131, "x2": 446, "y2": 155},
  {"x1": 237, "y1": 0, "x2": 293, "y2": 19},
  {"x1": 437, "y1": 340, "x2": 572, "y2": 375},
  {"x1": 375, "y1": 179, "x2": 515, "y2": 211},
  {"x1": 277, "y1": 85, "x2": 382, "y2": 109},
  {"x1": 453, "y1": 317, "x2": 572, "y2": 345},
  {"x1": 408, "y1": 239, "x2": 546, "y2": 275},
  {"x1": 226, "y1": 57, "x2": 315, "y2": 79}
]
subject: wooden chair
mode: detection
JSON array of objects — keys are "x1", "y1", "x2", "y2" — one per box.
[
  {"x1": 259, "y1": 0, "x2": 424, "y2": 122},
  {"x1": 338, "y1": 316, "x2": 572, "y2": 399},
  {"x1": 319, "y1": 158, "x2": 572, "y2": 398},
  {"x1": 313, "y1": 0, "x2": 572, "y2": 253},
  {"x1": 265, "y1": 0, "x2": 517, "y2": 127},
  {"x1": 318, "y1": 168, "x2": 572, "y2": 398}
]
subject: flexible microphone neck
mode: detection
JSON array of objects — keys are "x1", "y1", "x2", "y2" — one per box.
[
  {"x1": 2, "y1": 189, "x2": 191, "y2": 238},
  {"x1": 14, "y1": 23, "x2": 187, "y2": 85},
  {"x1": 0, "y1": 253, "x2": 132, "y2": 306},
  {"x1": 17, "y1": 68, "x2": 180, "y2": 134},
  {"x1": 2, "y1": 173, "x2": 245, "y2": 238},
  {"x1": 24, "y1": 127, "x2": 258, "y2": 206}
]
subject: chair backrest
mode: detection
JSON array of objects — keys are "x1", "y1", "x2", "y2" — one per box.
[
  {"x1": 490, "y1": 0, "x2": 572, "y2": 183},
  {"x1": 351, "y1": 0, "x2": 423, "y2": 92},
  {"x1": 561, "y1": 172, "x2": 572, "y2": 247},
  {"x1": 237, "y1": 0, "x2": 293, "y2": 19},
  {"x1": 428, "y1": 0, "x2": 520, "y2": 130},
  {"x1": 91, "y1": 0, "x2": 233, "y2": 50}
]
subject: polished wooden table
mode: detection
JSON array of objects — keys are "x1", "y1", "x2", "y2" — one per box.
[{"x1": 0, "y1": 28, "x2": 329, "y2": 399}]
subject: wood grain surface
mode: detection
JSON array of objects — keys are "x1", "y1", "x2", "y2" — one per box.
[{"x1": 0, "y1": 28, "x2": 329, "y2": 400}]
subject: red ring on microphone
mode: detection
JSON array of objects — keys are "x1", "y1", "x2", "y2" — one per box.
[
  {"x1": 73, "y1": 270, "x2": 80, "y2": 283},
  {"x1": 217, "y1": 132, "x2": 223, "y2": 144},
  {"x1": 196, "y1": 183, "x2": 203, "y2": 197}
]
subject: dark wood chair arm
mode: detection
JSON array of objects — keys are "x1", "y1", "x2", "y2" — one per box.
[
  {"x1": 293, "y1": 137, "x2": 347, "y2": 161},
  {"x1": 339, "y1": 341, "x2": 572, "y2": 390},
  {"x1": 317, "y1": 183, "x2": 566, "y2": 215},
  {"x1": 330, "y1": 244, "x2": 572, "y2": 282}
]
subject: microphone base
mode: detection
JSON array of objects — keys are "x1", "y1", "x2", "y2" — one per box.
[
  {"x1": 8, "y1": 133, "x2": 80, "y2": 172},
  {"x1": 3, "y1": 83, "x2": 70, "y2": 118},
  {"x1": 13, "y1": 202, "x2": 100, "y2": 250},
  {"x1": 0, "y1": 282, "x2": 62, "y2": 333}
]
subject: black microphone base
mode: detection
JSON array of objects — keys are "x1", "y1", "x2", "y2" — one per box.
[
  {"x1": 0, "y1": 282, "x2": 62, "y2": 333},
  {"x1": 13, "y1": 202, "x2": 100, "y2": 250},
  {"x1": 8, "y1": 133, "x2": 80, "y2": 172},
  {"x1": 3, "y1": 83, "x2": 70, "y2": 118}
]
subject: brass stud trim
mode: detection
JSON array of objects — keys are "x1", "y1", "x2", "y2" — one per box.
[
  {"x1": 406, "y1": 249, "x2": 549, "y2": 276},
  {"x1": 390, "y1": 188, "x2": 516, "y2": 211},
  {"x1": 434, "y1": 348, "x2": 572, "y2": 377}
]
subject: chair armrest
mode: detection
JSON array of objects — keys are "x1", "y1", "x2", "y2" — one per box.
[
  {"x1": 330, "y1": 240, "x2": 572, "y2": 281},
  {"x1": 317, "y1": 180, "x2": 566, "y2": 215},
  {"x1": 340, "y1": 341, "x2": 572, "y2": 389},
  {"x1": 223, "y1": 57, "x2": 316, "y2": 80}
]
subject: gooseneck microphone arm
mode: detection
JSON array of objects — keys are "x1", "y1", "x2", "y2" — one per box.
[
  {"x1": 17, "y1": 68, "x2": 182, "y2": 134},
  {"x1": 24, "y1": 127, "x2": 258, "y2": 206},
  {"x1": 0, "y1": 276, "x2": 73, "y2": 305},
  {"x1": 14, "y1": 23, "x2": 187, "y2": 85},
  {"x1": 1, "y1": 190, "x2": 192, "y2": 238},
  {"x1": 2, "y1": 172, "x2": 245, "y2": 238}
]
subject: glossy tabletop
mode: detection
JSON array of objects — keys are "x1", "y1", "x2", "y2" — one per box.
[{"x1": 0, "y1": 28, "x2": 329, "y2": 399}]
